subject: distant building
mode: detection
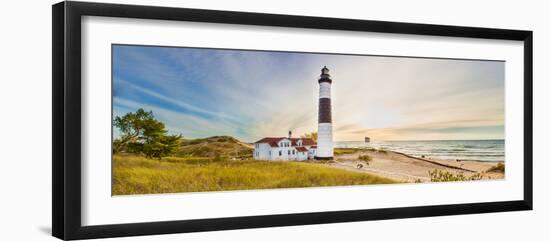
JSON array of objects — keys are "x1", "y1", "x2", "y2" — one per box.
[{"x1": 253, "y1": 131, "x2": 317, "y2": 161}]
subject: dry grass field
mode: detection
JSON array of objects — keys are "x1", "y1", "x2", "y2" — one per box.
[{"x1": 112, "y1": 154, "x2": 396, "y2": 195}]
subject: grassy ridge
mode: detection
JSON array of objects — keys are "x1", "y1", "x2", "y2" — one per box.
[
  {"x1": 175, "y1": 136, "x2": 253, "y2": 159},
  {"x1": 113, "y1": 155, "x2": 396, "y2": 195}
]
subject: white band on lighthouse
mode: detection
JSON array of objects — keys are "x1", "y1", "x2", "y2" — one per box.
[
  {"x1": 319, "y1": 82, "x2": 331, "y2": 99},
  {"x1": 317, "y1": 123, "x2": 334, "y2": 157}
]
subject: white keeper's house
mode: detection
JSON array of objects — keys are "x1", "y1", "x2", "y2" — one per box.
[
  {"x1": 253, "y1": 131, "x2": 317, "y2": 161},
  {"x1": 253, "y1": 66, "x2": 334, "y2": 161}
]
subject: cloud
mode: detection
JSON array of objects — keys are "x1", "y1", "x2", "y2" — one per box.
[
  {"x1": 113, "y1": 45, "x2": 505, "y2": 142},
  {"x1": 114, "y1": 97, "x2": 241, "y2": 139},
  {"x1": 115, "y1": 77, "x2": 241, "y2": 123}
]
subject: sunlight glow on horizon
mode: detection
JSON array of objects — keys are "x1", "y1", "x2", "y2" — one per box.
[{"x1": 112, "y1": 45, "x2": 505, "y2": 143}]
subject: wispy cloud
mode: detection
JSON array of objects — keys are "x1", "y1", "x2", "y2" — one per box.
[
  {"x1": 113, "y1": 45, "x2": 504, "y2": 142},
  {"x1": 115, "y1": 77, "x2": 241, "y2": 123}
]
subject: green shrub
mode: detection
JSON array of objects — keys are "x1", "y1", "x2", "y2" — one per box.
[
  {"x1": 212, "y1": 153, "x2": 226, "y2": 162},
  {"x1": 358, "y1": 155, "x2": 372, "y2": 165},
  {"x1": 486, "y1": 162, "x2": 505, "y2": 173},
  {"x1": 428, "y1": 169, "x2": 483, "y2": 182}
]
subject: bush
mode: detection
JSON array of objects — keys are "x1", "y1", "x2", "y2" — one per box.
[
  {"x1": 358, "y1": 155, "x2": 372, "y2": 165},
  {"x1": 428, "y1": 169, "x2": 483, "y2": 182},
  {"x1": 212, "y1": 153, "x2": 226, "y2": 162},
  {"x1": 486, "y1": 162, "x2": 505, "y2": 173}
]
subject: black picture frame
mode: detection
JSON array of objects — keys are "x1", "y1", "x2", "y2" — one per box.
[{"x1": 52, "y1": 1, "x2": 533, "y2": 240}]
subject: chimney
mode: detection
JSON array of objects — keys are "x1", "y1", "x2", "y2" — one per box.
[{"x1": 288, "y1": 130, "x2": 292, "y2": 139}]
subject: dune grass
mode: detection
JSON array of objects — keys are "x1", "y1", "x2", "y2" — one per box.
[
  {"x1": 176, "y1": 136, "x2": 253, "y2": 159},
  {"x1": 333, "y1": 148, "x2": 360, "y2": 155},
  {"x1": 486, "y1": 162, "x2": 505, "y2": 173},
  {"x1": 112, "y1": 154, "x2": 396, "y2": 195}
]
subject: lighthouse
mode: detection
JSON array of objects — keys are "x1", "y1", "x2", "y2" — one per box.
[{"x1": 315, "y1": 66, "x2": 334, "y2": 160}]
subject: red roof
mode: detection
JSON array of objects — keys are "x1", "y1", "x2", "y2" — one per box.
[
  {"x1": 255, "y1": 137, "x2": 317, "y2": 147},
  {"x1": 254, "y1": 137, "x2": 284, "y2": 147},
  {"x1": 293, "y1": 138, "x2": 316, "y2": 146},
  {"x1": 296, "y1": 146, "x2": 308, "y2": 152}
]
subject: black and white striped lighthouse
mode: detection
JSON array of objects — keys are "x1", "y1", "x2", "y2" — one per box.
[{"x1": 315, "y1": 66, "x2": 334, "y2": 160}]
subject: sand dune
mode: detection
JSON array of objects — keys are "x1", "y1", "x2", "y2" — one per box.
[{"x1": 328, "y1": 149, "x2": 504, "y2": 183}]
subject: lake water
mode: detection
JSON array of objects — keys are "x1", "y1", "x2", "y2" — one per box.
[{"x1": 335, "y1": 139, "x2": 504, "y2": 162}]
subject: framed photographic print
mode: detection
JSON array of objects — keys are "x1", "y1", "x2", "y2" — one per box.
[{"x1": 52, "y1": 1, "x2": 533, "y2": 240}]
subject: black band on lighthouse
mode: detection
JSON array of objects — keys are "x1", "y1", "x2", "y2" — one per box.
[
  {"x1": 318, "y1": 77, "x2": 332, "y2": 84},
  {"x1": 318, "y1": 98, "x2": 332, "y2": 123}
]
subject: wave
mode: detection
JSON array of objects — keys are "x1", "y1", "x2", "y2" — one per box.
[{"x1": 335, "y1": 140, "x2": 504, "y2": 162}]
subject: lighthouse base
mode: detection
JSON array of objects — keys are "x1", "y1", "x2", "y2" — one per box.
[{"x1": 314, "y1": 156, "x2": 334, "y2": 160}]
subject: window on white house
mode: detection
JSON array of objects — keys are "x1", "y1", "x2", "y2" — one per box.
[
  {"x1": 279, "y1": 151, "x2": 282, "y2": 156},
  {"x1": 288, "y1": 150, "x2": 290, "y2": 155},
  {"x1": 292, "y1": 150, "x2": 295, "y2": 155}
]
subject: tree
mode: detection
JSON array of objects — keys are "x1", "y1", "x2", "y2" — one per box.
[
  {"x1": 113, "y1": 108, "x2": 181, "y2": 159},
  {"x1": 113, "y1": 108, "x2": 153, "y2": 154},
  {"x1": 301, "y1": 132, "x2": 318, "y2": 141}
]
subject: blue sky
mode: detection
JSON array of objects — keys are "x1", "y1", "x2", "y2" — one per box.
[{"x1": 113, "y1": 45, "x2": 505, "y2": 142}]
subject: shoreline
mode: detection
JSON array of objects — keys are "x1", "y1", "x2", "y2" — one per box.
[
  {"x1": 328, "y1": 148, "x2": 504, "y2": 183},
  {"x1": 387, "y1": 150, "x2": 476, "y2": 172}
]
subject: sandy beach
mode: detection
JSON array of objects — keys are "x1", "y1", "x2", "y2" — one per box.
[{"x1": 327, "y1": 149, "x2": 504, "y2": 183}]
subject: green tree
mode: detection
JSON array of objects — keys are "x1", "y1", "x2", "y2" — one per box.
[
  {"x1": 301, "y1": 132, "x2": 318, "y2": 141},
  {"x1": 113, "y1": 108, "x2": 181, "y2": 158},
  {"x1": 113, "y1": 108, "x2": 153, "y2": 153}
]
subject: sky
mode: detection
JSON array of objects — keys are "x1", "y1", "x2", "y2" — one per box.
[{"x1": 112, "y1": 45, "x2": 505, "y2": 142}]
